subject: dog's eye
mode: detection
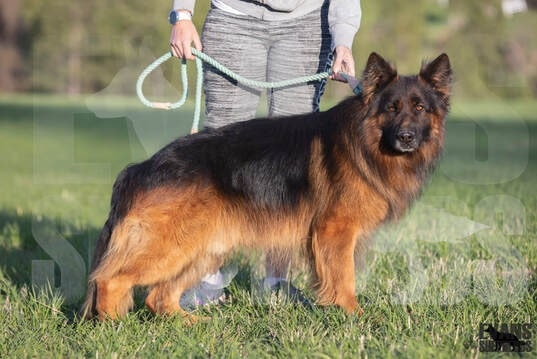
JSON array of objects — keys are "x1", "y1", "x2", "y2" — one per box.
[
  {"x1": 415, "y1": 104, "x2": 424, "y2": 112},
  {"x1": 386, "y1": 105, "x2": 397, "y2": 112}
]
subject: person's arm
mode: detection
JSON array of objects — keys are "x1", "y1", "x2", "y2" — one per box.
[
  {"x1": 169, "y1": 1, "x2": 202, "y2": 60},
  {"x1": 328, "y1": 0, "x2": 361, "y2": 80}
]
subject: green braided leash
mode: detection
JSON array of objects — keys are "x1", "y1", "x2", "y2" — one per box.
[{"x1": 136, "y1": 48, "x2": 331, "y2": 133}]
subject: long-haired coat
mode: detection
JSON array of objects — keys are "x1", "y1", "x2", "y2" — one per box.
[{"x1": 80, "y1": 52, "x2": 452, "y2": 321}]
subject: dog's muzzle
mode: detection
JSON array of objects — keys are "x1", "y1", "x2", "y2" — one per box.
[{"x1": 395, "y1": 128, "x2": 420, "y2": 152}]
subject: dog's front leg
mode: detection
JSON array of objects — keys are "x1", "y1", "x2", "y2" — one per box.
[{"x1": 311, "y1": 216, "x2": 363, "y2": 315}]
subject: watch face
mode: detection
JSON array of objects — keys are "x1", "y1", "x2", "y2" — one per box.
[{"x1": 169, "y1": 11, "x2": 177, "y2": 24}]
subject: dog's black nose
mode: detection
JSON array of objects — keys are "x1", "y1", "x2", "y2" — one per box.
[{"x1": 397, "y1": 129, "x2": 416, "y2": 144}]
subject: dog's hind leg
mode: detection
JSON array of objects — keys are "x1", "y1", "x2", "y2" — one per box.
[
  {"x1": 94, "y1": 274, "x2": 135, "y2": 320},
  {"x1": 145, "y1": 279, "x2": 184, "y2": 316},
  {"x1": 93, "y1": 227, "x2": 215, "y2": 320},
  {"x1": 91, "y1": 185, "x2": 225, "y2": 320},
  {"x1": 145, "y1": 255, "x2": 224, "y2": 323},
  {"x1": 93, "y1": 231, "x2": 213, "y2": 320}
]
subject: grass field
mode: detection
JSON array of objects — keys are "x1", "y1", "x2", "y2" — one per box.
[{"x1": 0, "y1": 94, "x2": 536, "y2": 357}]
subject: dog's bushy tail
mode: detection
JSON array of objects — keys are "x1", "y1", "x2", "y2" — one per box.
[
  {"x1": 78, "y1": 218, "x2": 113, "y2": 319},
  {"x1": 78, "y1": 167, "x2": 137, "y2": 319}
]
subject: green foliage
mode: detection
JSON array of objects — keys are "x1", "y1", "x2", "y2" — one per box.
[
  {"x1": 6, "y1": 0, "x2": 535, "y2": 100},
  {"x1": 23, "y1": 0, "x2": 173, "y2": 93},
  {"x1": 0, "y1": 96, "x2": 536, "y2": 357}
]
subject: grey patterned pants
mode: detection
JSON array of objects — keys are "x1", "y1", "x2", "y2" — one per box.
[{"x1": 201, "y1": 6, "x2": 332, "y2": 129}]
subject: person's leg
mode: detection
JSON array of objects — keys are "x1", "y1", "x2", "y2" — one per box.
[
  {"x1": 201, "y1": 8, "x2": 270, "y2": 128},
  {"x1": 182, "y1": 10, "x2": 270, "y2": 308},
  {"x1": 262, "y1": 6, "x2": 332, "y2": 298},
  {"x1": 266, "y1": 6, "x2": 332, "y2": 117}
]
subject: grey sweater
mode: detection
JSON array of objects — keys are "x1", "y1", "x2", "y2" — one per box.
[{"x1": 172, "y1": 0, "x2": 361, "y2": 49}]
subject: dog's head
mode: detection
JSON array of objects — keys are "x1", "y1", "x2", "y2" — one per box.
[{"x1": 360, "y1": 52, "x2": 452, "y2": 154}]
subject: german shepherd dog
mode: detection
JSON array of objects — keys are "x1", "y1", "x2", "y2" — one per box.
[{"x1": 80, "y1": 52, "x2": 452, "y2": 321}]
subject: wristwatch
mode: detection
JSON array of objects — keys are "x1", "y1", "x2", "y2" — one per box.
[{"x1": 168, "y1": 9, "x2": 192, "y2": 25}]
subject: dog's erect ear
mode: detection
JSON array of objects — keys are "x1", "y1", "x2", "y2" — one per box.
[
  {"x1": 419, "y1": 53, "x2": 452, "y2": 101},
  {"x1": 361, "y1": 52, "x2": 397, "y2": 103}
]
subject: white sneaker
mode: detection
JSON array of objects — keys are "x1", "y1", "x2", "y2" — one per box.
[{"x1": 180, "y1": 266, "x2": 237, "y2": 310}]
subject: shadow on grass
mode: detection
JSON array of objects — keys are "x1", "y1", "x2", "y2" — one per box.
[{"x1": 0, "y1": 210, "x2": 101, "y2": 315}]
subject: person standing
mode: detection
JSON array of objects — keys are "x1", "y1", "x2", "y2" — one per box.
[{"x1": 168, "y1": 0, "x2": 362, "y2": 306}]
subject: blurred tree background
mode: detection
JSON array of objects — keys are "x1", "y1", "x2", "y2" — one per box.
[{"x1": 1, "y1": 0, "x2": 536, "y2": 101}]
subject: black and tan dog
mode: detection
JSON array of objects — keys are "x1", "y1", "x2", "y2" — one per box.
[{"x1": 80, "y1": 52, "x2": 452, "y2": 321}]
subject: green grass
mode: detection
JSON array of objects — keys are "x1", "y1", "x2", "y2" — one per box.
[{"x1": 0, "y1": 94, "x2": 536, "y2": 357}]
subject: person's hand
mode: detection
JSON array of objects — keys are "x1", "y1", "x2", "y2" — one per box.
[
  {"x1": 330, "y1": 45, "x2": 355, "y2": 82},
  {"x1": 170, "y1": 16, "x2": 202, "y2": 60}
]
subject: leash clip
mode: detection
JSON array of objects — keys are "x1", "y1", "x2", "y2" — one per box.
[{"x1": 337, "y1": 72, "x2": 362, "y2": 96}]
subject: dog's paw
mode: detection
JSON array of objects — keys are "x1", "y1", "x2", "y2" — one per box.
[{"x1": 180, "y1": 311, "x2": 211, "y2": 326}]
